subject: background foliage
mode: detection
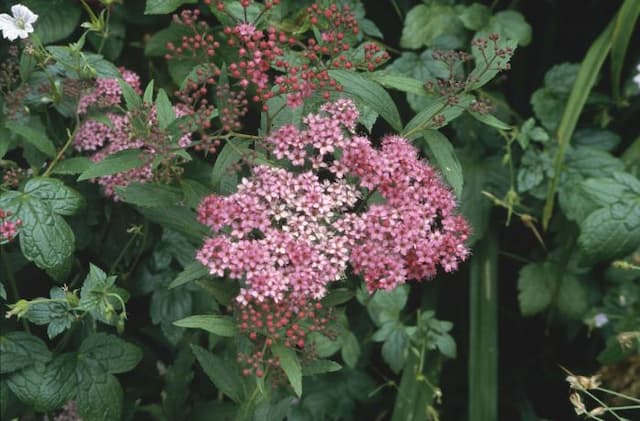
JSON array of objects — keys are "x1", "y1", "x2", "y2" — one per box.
[{"x1": 1, "y1": 0, "x2": 639, "y2": 420}]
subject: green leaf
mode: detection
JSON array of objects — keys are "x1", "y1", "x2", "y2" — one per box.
[
  {"x1": 272, "y1": 344, "x2": 302, "y2": 397},
  {"x1": 0, "y1": 191, "x2": 74, "y2": 280},
  {"x1": 468, "y1": 110, "x2": 511, "y2": 131},
  {"x1": 573, "y1": 129, "x2": 621, "y2": 151},
  {"x1": 542, "y1": 18, "x2": 615, "y2": 229},
  {"x1": 400, "y1": 4, "x2": 464, "y2": 50},
  {"x1": 169, "y1": 261, "x2": 209, "y2": 289},
  {"x1": 578, "y1": 202, "x2": 640, "y2": 262},
  {"x1": 340, "y1": 331, "x2": 360, "y2": 369},
  {"x1": 488, "y1": 11, "x2": 532, "y2": 46},
  {"x1": 24, "y1": 178, "x2": 83, "y2": 216},
  {"x1": 421, "y1": 130, "x2": 464, "y2": 198},
  {"x1": 24, "y1": 0, "x2": 81, "y2": 44},
  {"x1": 517, "y1": 262, "x2": 554, "y2": 316},
  {"x1": 173, "y1": 315, "x2": 237, "y2": 336},
  {"x1": 457, "y1": 3, "x2": 491, "y2": 31},
  {"x1": 301, "y1": 360, "x2": 342, "y2": 376},
  {"x1": 611, "y1": 0, "x2": 640, "y2": 100},
  {"x1": 115, "y1": 182, "x2": 183, "y2": 208},
  {"x1": 530, "y1": 88, "x2": 564, "y2": 132},
  {"x1": 135, "y1": 205, "x2": 209, "y2": 242},
  {"x1": 544, "y1": 63, "x2": 581, "y2": 96},
  {"x1": 190, "y1": 345, "x2": 244, "y2": 403},
  {"x1": 5, "y1": 122, "x2": 56, "y2": 158},
  {"x1": 7, "y1": 353, "x2": 77, "y2": 412},
  {"x1": 211, "y1": 139, "x2": 250, "y2": 194},
  {"x1": 78, "y1": 264, "x2": 124, "y2": 326},
  {"x1": 434, "y1": 333, "x2": 457, "y2": 359},
  {"x1": 328, "y1": 70, "x2": 403, "y2": 132},
  {"x1": 75, "y1": 359, "x2": 123, "y2": 421},
  {"x1": 403, "y1": 95, "x2": 474, "y2": 138},
  {"x1": 367, "y1": 72, "x2": 429, "y2": 97},
  {"x1": 367, "y1": 285, "x2": 409, "y2": 327},
  {"x1": 388, "y1": 50, "x2": 448, "y2": 112},
  {"x1": 50, "y1": 157, "x2": 92, "y2": 175},
  {"x1": 79, "y1": 333, "x2": 142, "y2": 374},
  {"x1": 156, "y1": 89, "x2": 176, "y2": 130},
  {"x1": 321, "y1": 288, "x2": 354, "y2": 307},
  {"x1": 555, "y1": 276, "x2": 589, "y2": 319},
  {"x1": 23, "y1": 288, "x2": 75, "y2": 339},
  {"x1": 145, "y1": 24, "x2": 192, "y2": 56},
  {"x1": 163, "y1": 347, "x2": 194, "y2": 420},
  {"x1": 145, "y1": 0, "x2": 198, "y2": 14},
  {"x1": 0, "y1": 332, "x2": 52, "y2": 374},
  {"x1": 77, "y1": 149, "x2": 146, "y2": 181},
  {"x1": 468, "y1": 36, "x2": 517, "y2": 90},
  {"x1": 382, "y1": 328, "x2": 409, "y2": 373}
]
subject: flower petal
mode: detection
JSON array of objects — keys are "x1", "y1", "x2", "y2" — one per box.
[{"x1": 11, "y1": 4, "x2": 38, "y2": 24}]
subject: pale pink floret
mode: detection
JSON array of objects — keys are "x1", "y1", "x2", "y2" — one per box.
[{"x1": 198, "y1": 99, "x2": 470, "y2": 305}]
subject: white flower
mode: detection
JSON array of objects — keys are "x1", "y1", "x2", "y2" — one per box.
[
  {"x1": 593, "y1": 313, "x2": 608, "y2": 328},
  {"x1": 0, "y1": 4, "x2": 38, "y2": 41},
  {"x1": 634, "y1": 64, "x2": 640, "y2": 89}
]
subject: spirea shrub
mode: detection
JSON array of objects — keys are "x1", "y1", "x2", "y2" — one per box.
[{"x1": 2, "y1": 0, "x2": 639, "y2": 420}]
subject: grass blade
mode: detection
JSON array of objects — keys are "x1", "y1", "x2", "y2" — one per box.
[
  {"x1": 542, "y1": 18, "x2": 615, "y2": 229},
  {"x1": 611, "y1": 0, "x2": 640, "y2": 102},
  {"x1": 469, "y1": 230, "x2": 498, "y2": 421}
]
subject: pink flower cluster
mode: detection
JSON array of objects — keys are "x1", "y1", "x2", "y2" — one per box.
[
  {"x1": 197, "y1": 99, "x2": 470, "y2": 305},
  {"x1": 0, "y1": 208, "x2": 20, "y2": 244},
  {"x1": 197, "y1": 165, "x2": 359, "y2": 304},
  {"x1": 74, "y1": 69, "x2": 193, "y2": 199}
]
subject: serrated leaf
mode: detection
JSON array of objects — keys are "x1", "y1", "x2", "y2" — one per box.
[
  {"x1": 173, "y1": 315, "x2": 237, "y2": 336},
  {"x1": 382, "y1": 328, "x2": 409, "y2": 373},
  {"x1": 0, "y1": 332, "x2": 52, "y2": 374},
  {"x1": 400, "y1": 4, "x2": 464, "y2": 50},
  {"x1": 328, "y1": 70, "x2": 402, "y2": 132},
  {"x1": 75, "y1": 359, "x2": 123, "y2": 421},
  {"x1": 367, "y1": 285, "x2": 409, "y2": 327},
  {"x1": 272, "y1": 344, "x2": 302, "y2": 397},
  {"x1": 301, "y1": 359, "x2": 342, "y2": 376},
  {"x1": 24, "y1": 178, "x2": 83, "y2": 216},
  {"x1": 118, "y1": 79, "x2": 142, "y2": 110},
  {"x1": 77, "y1": 149, "x2": 146, "y2": 181},
  {"x1": 0, "y1": 191, "x2": 74, "y2": 280},
  {"x1": 340, "y1": 331, "x2": 360, "y2": 368},
  {"x1": 578, "y1": 202, "x2": 640, "y2": 262},
  {"x1": 7, "y1": 353, "x2": 77, "y2": 412},
  {"x1": 488, "y1": 11, "x2": 532, "y2": 46},
  {"x1": 190, "y1": 345, "x2": 244, "y2": 403},
  {"x1": 457, "y1": 3, "x2": 491, "y2": 31},
  {"x1": 517, "y1": 263, "x2": 554, "y2": 316},
  {"x1": 434, "y1": 334, "x2": 457, "y2": 359},
  {"x1": 555, "y1": 276, "x2": 589, "y2": 319},
  {"x1": 79, "y1": 333, "x2": 142, "y2": 374},
  {"x1": 421, "y1": 130, "x2": 464, "y2": 198},
  {"x1": 156, "y1": 89, "x2": 176, "y2": 130}
]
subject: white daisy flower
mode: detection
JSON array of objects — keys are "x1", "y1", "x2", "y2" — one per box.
[{"x1": 0, "y1": 4, "x2": 38, "y2": 41}]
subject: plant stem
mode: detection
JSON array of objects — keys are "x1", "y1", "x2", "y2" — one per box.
[
  {"x1": 42, "y1": 127, "x2": 77, "y2": 177},
  {"x1": 1, "y1": 246, "x2": 31, "y2": 333}
]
